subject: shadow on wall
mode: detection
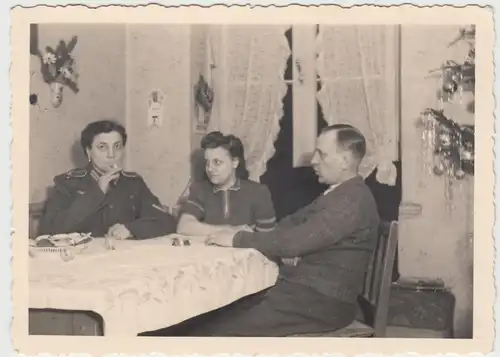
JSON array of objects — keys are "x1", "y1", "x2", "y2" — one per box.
[
  {"x1": 71, "y1": 140, "x2": 88, "y2": 168},
  {"x1": 31, "y1": 141, "x2": 85, "y2": 205},
  {"x1": 190, "y1": 148, "x2": 206, "y2": 183}
]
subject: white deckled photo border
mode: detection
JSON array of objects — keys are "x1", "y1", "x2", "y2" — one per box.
[{"x1": 8, "y1": 3, "x2": 496, "y2": 356}]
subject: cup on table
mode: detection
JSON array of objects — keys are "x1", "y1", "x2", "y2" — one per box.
[
  {"x1": 60, "y1": 248, "x2": 75, "y2": 262},
  {"x1": 104, "y1": 236, "x2": 116, "y2": 251},
  {"x1": 172, "y1": 237, "x2": 191, "y2": 246}
]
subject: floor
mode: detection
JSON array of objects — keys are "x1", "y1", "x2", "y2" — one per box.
[{"x1": 385, "y1": 325, "x2": 451, "y2": 338}]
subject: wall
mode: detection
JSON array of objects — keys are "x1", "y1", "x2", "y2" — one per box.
[
  {"x1": 30, "y1": 24, "x2": 195, "y2": 208},
  {"x1": 125, "y1": 25, "x2": 192, "y2": 207},
  {"x1": 29, "y1": 24, "x2": 126, "y2": 203},
  {"x1": 399, "y1": 25, "x2": 474, "y2": 338}
]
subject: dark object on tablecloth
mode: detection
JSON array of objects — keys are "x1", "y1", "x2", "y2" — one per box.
[{"x1": 387, "y1": 279, "x2": 456, "y2": 337}]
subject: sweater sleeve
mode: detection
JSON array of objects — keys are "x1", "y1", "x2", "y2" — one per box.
[
  {"x1": 123, "y1": 178, "x2": 177, "y2": 239},
  {"x1": 233, "y1": 191, "x2": 363, "y2": 258},
  {"x1": 253, "y1": 185, "x2": 277, "y2": 232},
  {"x1": 179, "y1": 182, "x2": 206, "y2": 220}
]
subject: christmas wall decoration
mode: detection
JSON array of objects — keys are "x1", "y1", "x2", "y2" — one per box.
[
  {"x1": 194, "y1": 74, "x2": 214, "y2": 134},
  {"x1": 418, "y1": 25, "x2": 475, "y2": 181},
  {"x1": 418, "y1": 108, "x2": 474, "y2": 180},
  {"x1": 34, "y1": 36, "x2": 79, "y2": 108}
]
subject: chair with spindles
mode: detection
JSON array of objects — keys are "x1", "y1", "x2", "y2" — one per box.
[
  {"x1": 29, "y1": 201, "x2": 46, "y2": 239},
  {"x1": 290, "y1": 220, "x2": 399, "y2": 337}
]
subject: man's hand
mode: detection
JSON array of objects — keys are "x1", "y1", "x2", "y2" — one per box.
[
  {"x1": 107, "y1": 223, "x2": 132, "y2": 240},
  {"x1": 206, "y1": 228, "x2": 237, "y2": 247}
]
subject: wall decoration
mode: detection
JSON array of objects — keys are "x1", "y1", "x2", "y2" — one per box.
[
  {"x1": 29, "y1": 94, "x2": 38, "y2": 106},
  {"x1": 428, "y1": 25, "x2": 475, "y2": 107},
  {"x1": 194, "y1": 74, "x2": 214, "y2": 133},
  {"x1": 34, "y1": 36, "x2": 79, "y2": 108},
  {"x1": 418, "y1": 108, "x2": 474, "y2": 180},
  {"x1": 419, "y1": 25, "x2": 475, "y2": 181},
  {"x1": 417, "y1": 25, "x2": 475, "y2": 211},
  {"x1": 147, "y1": 89, "x2": 165, "y2": 128}
]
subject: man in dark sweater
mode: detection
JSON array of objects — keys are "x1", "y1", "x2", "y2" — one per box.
[{"x1": 184, "y1": 124, "x2": 380, "y2": 336}]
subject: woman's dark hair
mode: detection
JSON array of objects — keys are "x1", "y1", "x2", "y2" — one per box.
[
  {"x1": 201, "y1": 131, "x2": 249, "y2": 180},
  {"x1": 80, "y1": 120, "x2": 128, "y2": 150}
]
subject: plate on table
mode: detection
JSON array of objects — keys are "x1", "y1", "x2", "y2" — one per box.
[{"x1": 29, "y1": 233, "x2": 93, "y2": 261}]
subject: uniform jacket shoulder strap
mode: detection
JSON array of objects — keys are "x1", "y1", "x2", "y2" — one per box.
[{"x1": 63, "y1": 168, "x2": 88, "y2": 179}]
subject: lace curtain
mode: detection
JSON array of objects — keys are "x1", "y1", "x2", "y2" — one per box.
[
  {"x1": 316, "y1": 25, "x2": 399, "y2": 185},
  {"x1": 207, "y1": 25, "x2": 291, "y2": 182}
]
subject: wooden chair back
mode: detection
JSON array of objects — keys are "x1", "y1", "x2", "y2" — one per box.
[
  {"x1": 357, "y1": 220, "x2": 399, "y2": 337},
  {"x1": 29, "y1": 201, "x2": 46, "y2": 239}
]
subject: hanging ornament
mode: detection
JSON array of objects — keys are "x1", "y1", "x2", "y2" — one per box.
[
  {"x1": 455, "y1": 168, "x2": 466, "y2": 180},
  {"x1": 434, "y1": 161, "x2": 445, "y2": 176},
  {"x1": 460, "y1": 125, "x2": 475, "y2": 175},
  {"x1": 447, "y1": 25, "x2": 476, "y2": 95},
  {"x1": 460, "y1": 147, "x2": 473, "y2": 162},
  {"x1": 442, "y1": 69, "x2": 459, "y2": 95},
  {"x1": 419, "y1": 26, "x2": 475, "y2": 183},
  {"x1": 437, "y1": 128, "x2": 453, "y2": 149},
  {"x1": 416, "y1": 26, "x2": 475, "y2": 211},
  {"x1": 419, "y1": 109, "x2": 474, "y2": 180},
  {"x1": 444, "y1": 172, "x2": 454, "y2": 213}
]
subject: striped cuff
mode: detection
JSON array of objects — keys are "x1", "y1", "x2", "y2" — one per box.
[{"x1": 255, "y1": 216, "x2": 276, "y2": 232}]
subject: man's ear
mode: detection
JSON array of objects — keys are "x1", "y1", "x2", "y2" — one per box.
[
  {"x1": 231, "y1": 157, "x2": 240, "y2": 169},
  {"x1": 341, "y1": 151, "x2": 350, "y2": 164}
]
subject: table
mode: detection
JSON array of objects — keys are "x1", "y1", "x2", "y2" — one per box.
[{"x1": 29, "y1": 236, "x2": 279, "y2": 336}]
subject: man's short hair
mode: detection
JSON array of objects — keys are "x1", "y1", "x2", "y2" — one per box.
[{"x1": 321, "y1": 124, "x2": 367, "y2": 161}]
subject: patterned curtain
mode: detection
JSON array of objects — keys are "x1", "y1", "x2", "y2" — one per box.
[
  {"x1": 208, "y1": 25, "x2": 291, "y2": 182},
  {"x1": 316, "y1": 25, "x2": 400, "y2": 185}
]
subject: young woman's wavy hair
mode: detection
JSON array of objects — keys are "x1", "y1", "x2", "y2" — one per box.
[{"x1": 201, "y1": 131, "x2": 249, "y2": 180}]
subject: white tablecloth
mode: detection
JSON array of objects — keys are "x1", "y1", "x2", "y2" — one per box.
[{"x1": 29, "y1": 237, "x2": 279, "y2": 336}]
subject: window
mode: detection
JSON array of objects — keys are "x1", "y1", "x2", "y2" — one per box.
[{"x1": 285, "y1": 25, "x2": 326, "y2": 167}]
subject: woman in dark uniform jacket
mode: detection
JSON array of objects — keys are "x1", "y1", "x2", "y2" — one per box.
[
  {"x1": 177, "y1": 131, "x2": 276, "y2": 237},
  {"x1": 38, "y1": 120, "x2": 177, "y2": 240}
]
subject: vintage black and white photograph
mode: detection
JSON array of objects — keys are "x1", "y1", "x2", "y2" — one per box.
[{"x1": 11, "y1": 4, "x2": 494, "y2": 356}]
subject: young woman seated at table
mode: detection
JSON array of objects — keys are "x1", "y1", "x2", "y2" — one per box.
[
  {"x1": 38, "y1": 120, "x2": 177, "y2": 240},
  {"x1": 177, "y1": 131, "x2": 276, "y2": 237}
]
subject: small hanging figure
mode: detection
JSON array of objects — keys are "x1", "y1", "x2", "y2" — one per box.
[
  {"x1": 194, "y1": 74, "x2": 214, "y2": 132},
  {"x1": 147, "y1": 89, "x2": 165, "y2": 128}
]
